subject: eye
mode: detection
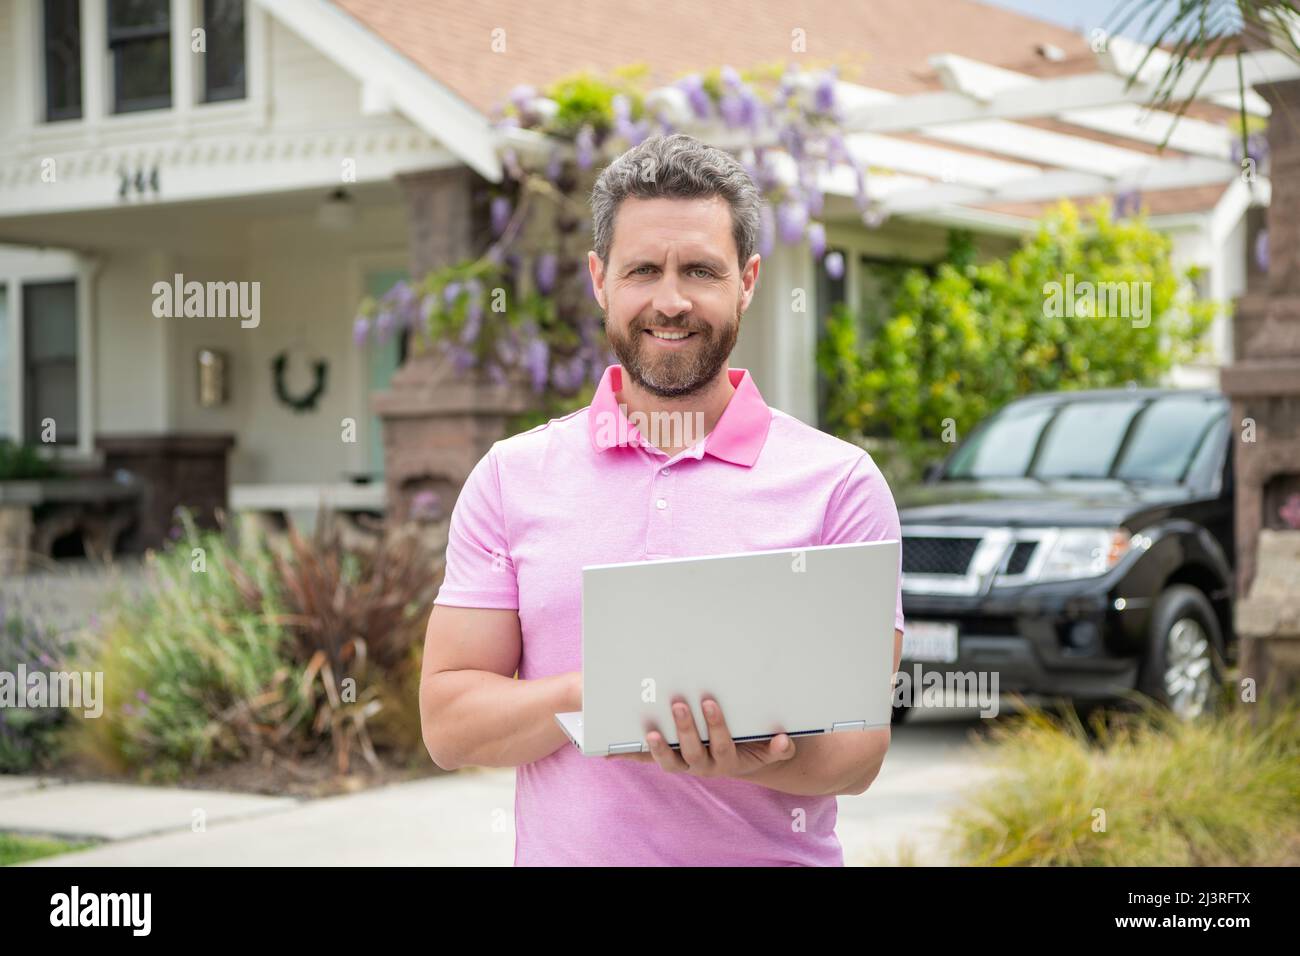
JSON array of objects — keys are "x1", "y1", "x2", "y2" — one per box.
[
  {"x1": 689, "y1": 268, "x2": 714, "y2": 279},
  {"x1": 632, "y1": 265, "x2": 656, "y2": 275}
]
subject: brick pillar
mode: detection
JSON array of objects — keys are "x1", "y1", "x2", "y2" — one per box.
[
  {"x1": 375, "y1": 167, "x2": 537, "y2": 525},
  {"x1": 1219, "y1": 78, "x2": 1300, "y2": 706}
]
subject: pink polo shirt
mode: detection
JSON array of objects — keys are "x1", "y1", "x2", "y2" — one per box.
[{"x1": 434, "y1": 364, "x2": 904, "y2": 866}]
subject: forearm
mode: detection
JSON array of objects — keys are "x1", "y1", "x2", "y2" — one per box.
[
  {"x1": 744, "y1": 728, "x2": 891, "y2": 797},
  {"x1": 422, "y1": 670, "x2": 578, "y2": 770}
]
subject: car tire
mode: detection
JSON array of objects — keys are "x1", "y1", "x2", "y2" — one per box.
[{"x1": 1137, "y1": 584, "x2": 1224, "y2": 720}]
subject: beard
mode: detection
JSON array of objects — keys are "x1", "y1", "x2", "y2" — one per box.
[{"x1": 605, "y1": 300, "x2": 741, "y2": 399}]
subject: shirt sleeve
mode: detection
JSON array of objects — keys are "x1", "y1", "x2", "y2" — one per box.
[
  {"x1": 820, "y1": 452, "x2": 905, "y2": 634},
  {"x1": 433, "y1": 445, "x2": 520, "y2": 610}
]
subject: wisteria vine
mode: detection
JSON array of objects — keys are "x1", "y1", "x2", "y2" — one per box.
[{"x1": 352, "y1": 62, "x2": 883, "y2": 398}]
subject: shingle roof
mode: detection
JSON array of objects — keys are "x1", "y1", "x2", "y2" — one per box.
[{"x1": 330, "y1": 0, "x2": 1098, "y2": 116}]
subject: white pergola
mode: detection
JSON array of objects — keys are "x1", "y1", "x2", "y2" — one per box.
[{"x1": 503, "y1": 34, "x2": 1300, "y2": 237}]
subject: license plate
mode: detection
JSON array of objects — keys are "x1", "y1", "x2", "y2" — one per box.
[{"x1": 903, "y1": 621, "x2": 959, "y2": 663}]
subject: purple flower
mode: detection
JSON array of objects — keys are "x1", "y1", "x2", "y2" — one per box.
[
  {"x1": 122, "y1": 703, "x2": 136, "y2": 717},
  {"x1": 523, "y1": 338, "x2": 549, "y2": 393},
  {"x1": 352, "y1": 316, "x2": 369, "y2": 346},
  {"x1": 612, "y1": 94, "x2": 631, "y2": 121},
  {"x1": 806, "y1": 187, "x2": 824, "y2": 219},
  {"x1": 136, "y1": 689, "x2": 150, "y2": 703},
  {"x1": 827, "y1": 132, "x2": 849, "y2": 167},
  {"x1": 776, "y1": 201, "x2": 808, "y2": 245},
  {"x1": 508, "y1": 84, "x2": 537, "y2": 115},
  {"x1": 444, "y1": 342, "x2": 476, "y2": 373},
  {"x1": 460, "y1": 301, "x2": 484, "y2": 345},
  {"x1": 1114, "y1": 188, "x2": 1141, "y2": 218},
  {"x1": 546, "y1": 149, "x2": 564, "y2": 184},
  {"x1": 678, "y1": 75, "x2": 712, "y2": 119},
  {"x1": 575, "y1": 126, "x2": 596, "y2": 171},
  {"x1": 534, "y1": 253, "x2": 558, "y2": 295},
  {"x1": 721, "y1": 66, "x2": 742, "y2": 90},
  {"x1": 485, "y1": 362, "x2": 508, "y2": 386},
  {"x1": 779, "y1": 123, "x2": 806, "y2": 162},
  {"x1": 410, "y1": 489, "x2": 443, "y2": 521},
  {"x1": 375, "y1": 309, "x2": 395, "y2": 341},
  {"x1": 807, "y1": 222, "x2": 826, "y2": 259},
  {"x1": 443, "y1": 280, "x2": 462, "y2": 307},
  {"x1": 1255, "y1": 230, "x2": 1269, "y2": 272},
  {"x1": 814, "y1": 72, "x2": 837, "y2": 114},
  {"x1": 719, "y1": 93, "x2": 746, "y2": 128},
  {"x1": 490, "y1": 196, "x2": 512, "y2": 237},
  {"x1": 824, "y1": 251, "x2": 845, "y2": 280}
]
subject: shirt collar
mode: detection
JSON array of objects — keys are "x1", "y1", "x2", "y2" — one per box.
[{"x1": 587, "y1": 364, "x2": 772, "y2": 467}]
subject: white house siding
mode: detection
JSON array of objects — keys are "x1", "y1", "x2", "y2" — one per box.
[{"x1": 0, "y1": 1, "x2": 466, "y2": 483}]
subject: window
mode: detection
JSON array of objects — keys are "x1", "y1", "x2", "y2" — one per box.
[
  {"x1": 42, "y1": 0, "x2": 83, "y2": 122},
  {"x1": 108, "y1": 0, "x2": 172, "y2": 114},
  {"x1": 202, "y1": 0, "x2": 246, "y2": 102},
  {"x1": 23, "y1": 281, "x2": 79, "y2": 446}
]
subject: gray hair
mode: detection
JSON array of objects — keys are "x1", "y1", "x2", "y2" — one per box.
[{"x1": 590, "y1": 133, "x2": 763, "y2": 270}]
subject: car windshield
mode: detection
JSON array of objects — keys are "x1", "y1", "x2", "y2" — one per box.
[{"x1": 945, "y1": 394, "x2": 1225, "y2": 483}]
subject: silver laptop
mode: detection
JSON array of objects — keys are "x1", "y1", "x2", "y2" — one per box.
[{"x1": 554, "y1": 539, "x2": 900, "y2": 756}]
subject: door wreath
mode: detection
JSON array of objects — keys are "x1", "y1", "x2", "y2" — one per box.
[{"x1": 272, "y1": 351, "x2": 328, "y2": 413}]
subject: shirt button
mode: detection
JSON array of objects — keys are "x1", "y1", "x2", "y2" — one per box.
[
  {"x1": 660, "y1": 467, "x2": 671, "y2": 476},
  {"x1": 655, "y1": 498, "x2": 667, "y2": 510}
]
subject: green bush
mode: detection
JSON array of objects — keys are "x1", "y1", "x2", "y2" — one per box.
[
  {"x1": 818, "y1": 200, "x2": 1219, "y2": 466},
  {"x1": 0, "y1": 603, "x2": 77, "y2": 773},
  {"x1": 70, "y1": 513, "x2": 302, "y2": 780},
  {"x1": 0, "y1": 440, "x2": 58, "y2": 481},
  {"x1": 947, "y1": 699, "x2": 1300, "y2": 866},
  {"x1": 70, "y1": 511, "x2": 438, "y2": 780}
]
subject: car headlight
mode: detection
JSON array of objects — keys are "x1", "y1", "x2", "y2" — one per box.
[{"x1": 1036, "y1": 528, "x2": 1132, "y2": 582}]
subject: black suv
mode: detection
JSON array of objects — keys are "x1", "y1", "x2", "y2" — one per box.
[{"x1": 895, "y1": 388, "x2": 1234, "y2": 721}]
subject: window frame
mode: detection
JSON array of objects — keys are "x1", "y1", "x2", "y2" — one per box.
[
  {"x1": 0, "y1": 255, "x2": 97, "y2": 461},
  {"x1": 107, "y1": 0, "x2": 174, "y2": 114},
  {"x1": 200, "y1": 0, "x2": 248, "y2": 104},
  {"x1": 41, "y1": 0, "x2": 84, "y2": 123}
]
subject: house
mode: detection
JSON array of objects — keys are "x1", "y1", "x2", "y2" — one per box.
[{"x1": 0, "y1": 0, "x2": 1285, "y2": 553}]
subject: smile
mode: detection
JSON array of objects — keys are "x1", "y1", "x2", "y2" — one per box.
[{"x1": 644, "y1": 329, "x2": 696, "y2": 342}]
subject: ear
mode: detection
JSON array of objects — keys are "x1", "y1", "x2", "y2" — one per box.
[
  {"x1": 587, "y1": 250, "x2": 607, "y2": 311},
  {"x1": 738, "y1": 253, "x2": 761, "y2": 313}
]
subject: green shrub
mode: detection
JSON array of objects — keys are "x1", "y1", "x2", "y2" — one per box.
[
  {"x1": 71, "y1": 511, "x2": 439, "y2": 779},
  {"x1": 0, "y1": 603, "x2": 77, "y2": 773},
  {"x1": 0, "y1": 440, "x2": 58, "y2": 481},
  {"x1": 70, "y1": 513, "x2": 302, "y2": 781},
  {"x1": 818, "y1": 200, "x2": 1219, "y2": 467},
  {"x1": 947, "y1": 699, "x2": 1300, "y2": 866}
]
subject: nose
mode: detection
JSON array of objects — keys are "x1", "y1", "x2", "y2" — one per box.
[{"x1": 650, "y1": 272, "x2": 693, "y2": 322}]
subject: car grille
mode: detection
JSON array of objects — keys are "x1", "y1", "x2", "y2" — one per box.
[
  {"x1": 1005, "y1": 541, "x2": 1037, "y2": 575},
  {"x1": 902, "y1": 536, "x2": 981, "y2": 575}
]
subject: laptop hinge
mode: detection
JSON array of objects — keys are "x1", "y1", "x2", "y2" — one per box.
[
  {"x1": 832, "y1": 720, "x2": 867, "y2": 732},
  {"x1": 608, "y1": 741, "x2": 644, "y2": 754}
]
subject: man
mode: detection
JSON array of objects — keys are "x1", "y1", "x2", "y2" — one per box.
[{"x1": 420, "y1": 132, "x2": 905, "y2": 866}]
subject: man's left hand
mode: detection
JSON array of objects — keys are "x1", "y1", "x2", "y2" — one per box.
[{"x1": 606, "y1": 698, "x2": 796, "y2": 777}]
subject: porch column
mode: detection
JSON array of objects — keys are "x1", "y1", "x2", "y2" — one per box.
[
  {"x1": 374, "y1": 167, "x2": 536, "y2": 525},
  {"x1": 1219, "y1": 77, "x2": 1300, "y2": 706}
]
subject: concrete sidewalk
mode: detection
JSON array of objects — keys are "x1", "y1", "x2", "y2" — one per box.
[{"x1": 8, "y1": 708, "x2": 1002, "y2": 866}]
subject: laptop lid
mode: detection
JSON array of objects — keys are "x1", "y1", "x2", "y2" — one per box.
[{"x1": 569, "y1": 540, "x2": 899, "y2": 756}]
